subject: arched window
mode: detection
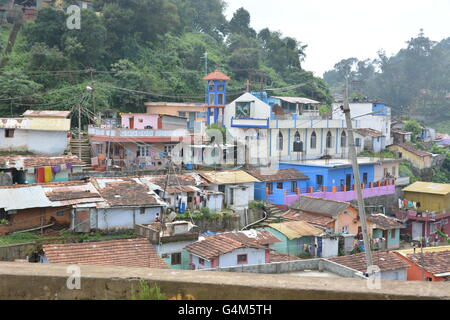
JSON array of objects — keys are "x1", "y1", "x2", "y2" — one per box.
[
  {"x1": 293, "y1": 131, "x2": 303, "y2": 152},
  {"x1": 326, "y1": 131, "x2": 332, "y2": 148},
  {"x1": 341, "y1": 131, "x2": 347, "y2": 147},
  {"x1": 277, "y1": 132, "x2": 284, "y2": 151},
  {"x1": 310, "y1": 131, "x2": 317, "y2": 149}
]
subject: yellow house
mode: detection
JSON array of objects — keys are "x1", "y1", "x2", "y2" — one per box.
[
  {"x1": 403, "y1": 181, "x2": 450, "y2": 213},
  {"x1": 387, "y1": 143, "x2": 433, "y2": 170}
]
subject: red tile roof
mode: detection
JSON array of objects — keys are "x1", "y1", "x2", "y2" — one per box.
[
  {"x1": 0, "y1": 155, "x2": 84, "y2": 168},
  {"x1": 184, "y1": 230, "x2": 278, "y2": 260},
  {"x1": 367, "y1": 214, "x2": 404, "y2": 230},
  {"x1": 43, "y1": 238, "x2": 168, "y2": 269},
  {"x1": 405, "y1": 250, "x2": 450, "y2": 276},
  {"x1": 97, "y1": 180, "x2": 160, "y2": 207},
  {"x1": 284, "y1": 209, "x2": 335, "y2": 228},
  {"x1": 203, "y1": 70, "x2": 231, "y2": 81},
  {"x1": 327, "y1": 251, "x2": 408, "y2": 273}
]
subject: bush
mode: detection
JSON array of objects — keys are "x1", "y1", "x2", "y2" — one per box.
[
  {"x1": 131, "y1": 281, "x2": 166, "y2": 300},
  {"x1": 248, "y1": 200, "x2": 265, "y2": 209}
]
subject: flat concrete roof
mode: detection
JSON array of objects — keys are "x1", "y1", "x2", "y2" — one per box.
[{"x1": 287, "y1": 270, "x2": 342, "y2": 278}]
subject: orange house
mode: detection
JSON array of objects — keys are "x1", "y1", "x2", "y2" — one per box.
[
  {"x1": 289, "y1": 196, "x2": 373, "y2": 236},
  {"x1": 394, "y1": 246, "x2": 450, "y2": 281}
]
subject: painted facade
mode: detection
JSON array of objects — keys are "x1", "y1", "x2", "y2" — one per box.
[
  {"x1": 189, "y1": 247, "x2": 267, "y2": 270},
  {"x1": 261, "y1": 227, "x2": 316, "y2": 257}
]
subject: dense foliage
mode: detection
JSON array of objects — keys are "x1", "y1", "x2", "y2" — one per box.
[{"x1": 0, "y1": 0, "x2": 332, "y2": 120}]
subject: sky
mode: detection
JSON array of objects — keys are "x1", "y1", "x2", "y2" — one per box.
[{"x1": 224, "y1": 0, "x2": 450, "y2": 77}]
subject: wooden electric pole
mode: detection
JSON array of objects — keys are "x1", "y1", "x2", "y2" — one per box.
[{"x1": 342, "y1": 78, "x2": 374, "y2": 273}]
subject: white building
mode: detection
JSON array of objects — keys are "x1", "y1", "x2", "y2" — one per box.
[
  {"x1": 0, "y1": 110, "x2": 71, "y2": 155},
  {"x1": 223, "y1": 93, "x2": 367, "y2": 163},
  {"x1": 332, "y1": 101, "x2": 392, "y2": 145}
]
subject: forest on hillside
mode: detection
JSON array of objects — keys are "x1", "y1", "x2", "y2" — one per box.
[
  {"x1": 0, "y1": 0, "x2": 332, "y2": 118},
  {"x1": 323, "y1": 30, "x2": 450, "y2": 133}
]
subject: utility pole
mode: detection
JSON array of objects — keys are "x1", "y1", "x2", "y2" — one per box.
[
  {"x1": 78, "y1": 105, "x2": 82, "y2": 159},
  {"x1": 202, "y1": 51, "x2": 208, "y2": 104},
  {"x1": 342, "y1": 78, "x2": 373, "y2": 273},
  {"x1": 87, "y1": 68, "x2": 96, "y2": 115}
]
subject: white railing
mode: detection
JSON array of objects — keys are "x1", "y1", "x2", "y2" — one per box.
[{"x1": 88, "y1": 126, "x2": 187, "y2": 138}]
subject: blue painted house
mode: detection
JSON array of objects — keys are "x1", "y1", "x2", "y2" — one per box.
[
  {"x1": 203, "y1": 70, "x2": 230, "y2": 125},
  {"x1": 247, "y1": 168, "x2": 309, "y2": 205},
  {"x1": 279, "y1": 158, "x2": 377, "y2": 193},
  {"x1": 368, "y1": 214, "x2": 404, "y2": 250}
]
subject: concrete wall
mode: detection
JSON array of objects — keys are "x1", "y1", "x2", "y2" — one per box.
[
  {"x1": 0, "y1": 129, "x2": 68, "y2": 155},
  {"x1": 0, "y1": 243, "x2": 36, "y2": 261},
  {"x1": 0, "y1": 262, "x2": 449, "y2": 300}
]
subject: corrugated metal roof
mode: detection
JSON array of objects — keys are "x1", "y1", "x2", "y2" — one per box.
[
  {"x1": 403, "y1": 182, "x2": 450, "y2": 195},
  {"x1": 22, "y1": 110, "x2": 71, "y2": 118},
  {"x1": 290, "y1": 196, "x2": 351, "y2": 216},
  {"x1": 0, "y1": 186, "x2": 52, "y2": 211},
  {"x1": 272, "y1": 96, "x2": 320, "y2": 104},
  {"x1": 267, "y1": 221, "x2": 322, "y2": 240},
  {"x1": 198, "y1": 170, "x2": 260, "y2": 184}
]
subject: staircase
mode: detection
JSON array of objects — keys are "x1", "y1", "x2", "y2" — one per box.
[
  {"x1": 69, "y1": 138, "x2": 93, "y2": 171},
  {"x1": 250, "y1": 203, "x2": 286, "y2": 228}
]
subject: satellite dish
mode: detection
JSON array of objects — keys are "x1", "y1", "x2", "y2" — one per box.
[{"x1": 167, "y1": 212, "x2": 177, "y2": 222}]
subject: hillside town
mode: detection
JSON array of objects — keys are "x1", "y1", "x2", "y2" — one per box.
[{"x1": 0, "y1": 0, "x2": 449, "y2": 301}]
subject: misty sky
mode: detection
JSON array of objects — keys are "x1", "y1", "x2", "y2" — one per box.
[{"x1": 225, "y1": 0, "x2": 450, "y2": 77}]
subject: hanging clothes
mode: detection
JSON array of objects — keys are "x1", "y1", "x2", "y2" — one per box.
[
  {"x1": 52, "y1": 165, "x2": 61, "y2": 174},
  {"x1": 36, "y1": 167, "x2": 45, "y2": 183},
  {"x1": 44, "y1": 166, "x2": 53, "y2": 182}
]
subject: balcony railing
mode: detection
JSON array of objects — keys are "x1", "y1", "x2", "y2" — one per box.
[
  {"x1": 88, "y1": 126, "x2": 188, "y2": 138},
  {"x1": 266, "y1": 180, "x2": 397, "y2": 205},
  {"x1": 230, "y1": 117, "x2": 269, "y2": 128}
]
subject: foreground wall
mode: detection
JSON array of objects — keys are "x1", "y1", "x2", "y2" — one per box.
[{"x1": 0, "y1": 262, "x2": 449, "y2": 300}]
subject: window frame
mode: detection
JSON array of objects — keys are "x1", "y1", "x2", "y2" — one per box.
[
  {"x1": 291, "y1": 181, "x2": 298, "y2": 193},
  {"x1": 310, "y1": 131, "x2": 317, "y2": 149},
  {"x1": 276, "y1": 182, "x2": 283, "y2": 189},
  {"x1": 5, "y1": 129, "x2": 15, "y2": 138},
  {"x1": 171, "y1": 252, "x2": 182, "y2": 265},
  {"x1": 237, "y1": 254, "x2": 248, "y2": 265}
]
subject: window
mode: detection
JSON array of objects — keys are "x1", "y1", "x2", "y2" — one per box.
[
  {"x1": 137, "y1": 145, "x2": 149, "y2": 157},
  {"x1": 208, "y1": 80, "x2": 215, "y2": 91},
  {"x1": 326, "y1": 131, "x2": 332, "y2": 148},
  {"x1": 140, "y1": 207, "x2": 145, "y2": 215},
  {"x1": 430, "y1": 223, "x2": 437, "y2": 234},
  {"x1": 178, "y1": 111, "x2": 186, "y2": 117},
  {"x1": 164, "y1": 145, "x2": 174, "y2": 154},
  {"x1": 5, "y1": 129, "x2": 14, "y2": 138},
  {"x1": 341, "y1": 131, "x2": 347, "y2": 147},
  {"x1": 316, "y1": 175, "x2": 324, "y2": 186},
  {"x1": 95, "y1": 144, "x2": 103, "y2": 154},
  {"x1": 342, "y1": 225, "x2": 349, "y2": 234},
  {"x1": 293, "y1": 131, "x2": 303, "y2": 152},
  {"x1": 355, "y1": 138, "x2": 361, "y2": 147},
  {"x1": 363, "y1": 173, "x2": 368, "y2": 184},
  {"x1": 392, "y1": 166, "x2": 396, "y2": 177},
  {"x1": 310, "y1": 131, "x2": 317, "y2": 149},
  {"x1": 291, "y1": 181, "x2": 297, "y2": 193},
  {"x1": 237, "y1": 254, "x2": 248, "y2": 264},
  {"x1": 171, "y1": 253, "x2": 182, "y2": 265},
  {"x1": 199, "y1": 258, "x2": 205, "y2": 265},
  {"x1": 209, "y1": 93, "x2": 215, "y2": 105},
  {"x1": 217, "y1": 84, "x2": 224, "y2": 91},
  {"x1": 426, "y1": 277, "x2": 433, "y2": 281},
  {"x1": 235, "y1": 102, "x2": 251, "y2": 118},
  {"x1": 276, "y1": 182, "x2": 283, "y2": 189},
  {"x1": 56, "y1": 211, "x2": 64, "y2": 217},
  {"x1": 218, "y1": 93, "x2": 224, "y2": 105},
  {"x1": 277, "y1": 132, "x2": 284, "y2": 151},
  {"x1": 384, "y1": 168, "x2": 388, "y2": 178},
  {"x1": 266, "y1": 183, "x2": 273, "y2": 195}
]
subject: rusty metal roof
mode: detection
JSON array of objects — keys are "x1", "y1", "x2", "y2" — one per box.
[
  {"x1": 290, "y1": 196, "x2": 351, "y2": 216},
  {"x1": 198, "y1": 170, "x2": 260, "y2": 185},
  {"x1": 22, "y1": 110, "x2": 71, "y2": 118},
  {"x1": 246, "y1": 168, "x2": 309, "y2": 182},
  {"x1": 403, "y1": 181, "x2": 450, "y2": 195},
  {"x1": 267, "y1": 221, "x2": 323, "y2": 240}
]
